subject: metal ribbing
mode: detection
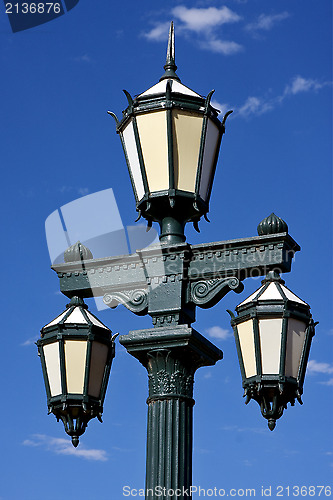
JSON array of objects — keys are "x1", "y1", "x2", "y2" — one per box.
[{"x1": 145, "y1": 398, "x2": 193, "y2": 499}]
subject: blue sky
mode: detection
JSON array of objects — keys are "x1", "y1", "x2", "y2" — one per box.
[{"x1": 0, "y1": 1, "x2": 332, "y2": 498}]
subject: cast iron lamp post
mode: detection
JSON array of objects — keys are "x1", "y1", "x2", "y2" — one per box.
[{"x1": 38, "y1": 23, "x2": 316, "y2": 498}]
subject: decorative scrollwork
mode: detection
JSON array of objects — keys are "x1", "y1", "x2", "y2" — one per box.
[
  {"x1": 103, "y1": 289, "x2": 148, "y2": 316},
  {"x1": 190, "y1": 277, "x2": 244, "y2": 309}
]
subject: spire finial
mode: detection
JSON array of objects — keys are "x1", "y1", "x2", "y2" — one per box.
[{"x1": 159, "y1": 21, "x2": 181, "y2": 82}]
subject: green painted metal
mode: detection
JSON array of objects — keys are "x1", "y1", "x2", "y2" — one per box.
[
  {"x1": 159, "y1": 22, "x2": 180, "y2": 82},
  {"x1": 120, "y1": 325, "x2": 222, "y2": 498},
  {"x1": 229, "y1": 271, "x2": 317, "y2": 431},
  {"x1": 109, "y1": 24, "x2": 229, "y2": 242},
  {"x1": 39, "y1": 18, "x2": 316, "y2": 500},
  {"x1": 37, "y1": 296, "x2": 117, "y2": 447}
]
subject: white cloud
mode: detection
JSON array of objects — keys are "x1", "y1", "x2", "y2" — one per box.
[
  {"x1": 143, "y1": 22, "x2": 170, "y2": 41},
  {"x1": 238, "y1": 96, "x2": 274, "y2": 118},
  {"x1": 74, "y1": 54, "x2": 92, "y2": 63},
  {"x1": 246, "y1": 12, "x2": 290, "y2": 34},
  {"x1": 172, "y1": 6, "x2": 241, "y2": 33},
  {"x1": 206, "y1": 326, "x2": 232, "y2": 340},
  {"x1": 20, "y1": 336, "x2": 39, "y2": 347},
  {"x1": 321, "y1": 378, "x2": 333, "y2": 386},
  {"x1": 143, "y1": 6, "x2": 242, "y2": 56},
  {"x1": 211, "y1": 100, "x2": 231, "y2": 117},
  {"x1": 284, "y1": 76, "x2": 329, "y2": 95},
  {"x1": 23, "y1": 434, "x2": 108, "y2": 462},
  {"x1": 245, "y1": 12, "x2": 290, "y2": 32},
  {"x1": 200, "y1": 38, "x2": 243, "y2": 55},
  {"x1": 237, "y1": 75, "x2": 332, "y2": 118},
  {"x1": 307, "y1": 360, "x2": 333, "y2": 375}
]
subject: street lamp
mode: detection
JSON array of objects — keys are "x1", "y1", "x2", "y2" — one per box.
[
  {"x1": 38, "y1": 22, "x2": 317, "y2": 499},
  {"x1": 108, "y1": 21, "x2": 232, "y2": 244},
  {"x1": 37, "y1": 295, "x2": 117, "y2": 447},
  {"x1": 229, "y1": 266, "x2": 316, "y2": 430}
]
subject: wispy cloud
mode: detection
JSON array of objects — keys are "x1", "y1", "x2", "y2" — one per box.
[
  {"x1": 143, "y1": 6, "x2": 243, "y2": 55},
  {"x1": 20, "y1": 336, "x2": 39, "y2": 347},
  {"x1": 143, "y1": 21, "x2": 170, "y2": 41},
  {"x1": 246, "y1": 12, "x2": 290, "y2": 35},
  {"x1": 74, "y1": 54, "x2": 93, "y2": 63},
  {"x1": 238, "y1": 96, "x2": 275, "y2": 117},
  {"x1": 23, "y1": 434, "x2": 108, "y2": 461},
  {"x1": 211, "y1": 100, "x2": 231, "y2": 117},
  {"x1": 284, "y1": 75, "x2": 330, "y2": 95},
  {"x1": 307, "y1": 360, "x2": 333, "y2": 375},
  {"x1": 200, "y1": 38, "x2": 242, "y2": 55},
  {"x1": 237, "y1": 75, "x2": 331, "y2": 118},
  {"x1": 307, "y1": 360, "x2": 333, "y2": 387},
  {"x1": 172, "y1": 6, "x2": 241, "y2": 32},
  {"x1": 206, "y1": 326, "x2": 232, "y2": 340}
]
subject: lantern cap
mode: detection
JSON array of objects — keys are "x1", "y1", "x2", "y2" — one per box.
[
  {"x1": 41, "y1": 297, "x2": 111, "y2": 332},
  {"x1": 257, "y1": 213, "x2": 288, "y2": 236},
  {"x1": 138, "y1": 22, "x2": 202, "y2": 100},
  {"x1": 159, "y1": 21, "x2": 180, "y2": 82},
  {"x1": 237, "y1": 272, "x2": 309, "y2": 308}
]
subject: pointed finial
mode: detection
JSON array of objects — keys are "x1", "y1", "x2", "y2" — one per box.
[{"x1": 159, "y1": 22, "x2": 181, "y2": 82}]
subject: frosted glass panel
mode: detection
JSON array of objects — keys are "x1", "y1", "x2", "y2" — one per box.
[
  {"x1": 237, "y1": 320, "x2": 257, "y2": 378},
  {"x1": 88, "y1": 342, "x2": 109, "y2": 398},
  {"x1": 44, "y1": 343, "x2": 62, "y2": 397},
  {"x1": 173, "y1": 110, "x2": 203, "y2": 192},
  {"x1": 259, "y1": 318, "x2": 283, "y2": 374},
  {"x1": 64, "y1": 308, "x2": 88, "y2": 324},
  {"x1": 136, "y1": 111, "x2": 169, "y2": 192},
  {"x1": 199, "y1": 118, "x2": 220, "y2": 201},
  {"x1": 64, "y1": 340, "x2": 87, "y2": 394},
  {"x1": 259, "y1": 283, "x2": 282, "y2": 301},
  {"x1": 285, "y1": 318, "x2": 307, "y2": 378},
  {"x1": 122, "y1": 120, "x2": 145, "y2": 200}
]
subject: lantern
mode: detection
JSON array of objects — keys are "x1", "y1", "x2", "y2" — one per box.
[
  {"x1": 109, "y1": 22, "x2": 232, "y2": 243},
  {"x1": 37, "y1": 296, "x2": 117, "y2": 446},
  {"x1": 229, "y1": 271, "x2": 317, "y2": 430}
]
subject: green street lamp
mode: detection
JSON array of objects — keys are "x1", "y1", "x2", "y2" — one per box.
[
  {"x1": 109, "y1": 22, "x2": 232, "y2": 244},
  {"x1": 38, "y1": 23, "x2": 317, "y2": 499},
  {"x1": 229, "y1": 267, "x2": 317, "y2": 430},
  {"x1": 37, "y1": 296, "x2": 117, "y2": 447}
]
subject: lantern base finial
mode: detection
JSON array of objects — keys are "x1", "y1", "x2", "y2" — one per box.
[
  {"x1": 72, "y1": 436, "x2": 80, "y2": 448},
  {"x1": 268, "y1": 419, "x2": 276, "y2": 431}
]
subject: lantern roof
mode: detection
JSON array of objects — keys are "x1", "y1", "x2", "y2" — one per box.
[
  {"x1": 237, "y1": 272, "x2": 308, "y2": 308},
  {"x1": 137, "y1": 21, "x2": 203, "y2": 101},
  {"x1": 42, "y1": 297, "x2": 110, "y2": 331},
  {"x1": 138, "y1": 79, "x2": 202, "y2": 99}
]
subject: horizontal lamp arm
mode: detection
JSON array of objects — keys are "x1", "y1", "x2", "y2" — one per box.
[{"x1": 52, "y1": 233, "x2": 299, "y2": 303}]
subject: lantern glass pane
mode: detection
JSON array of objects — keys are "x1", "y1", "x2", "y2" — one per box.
[
  {"x1": 237, "y1": 319, "x2": 257, "y2": 378},
  {"x1": 64, "y1": 340, "x2": 87, "y2": 394},
  {"x1": 88, "y1": 341, "x2": 109, "y2": 398},
  {"x1": 172, "y1": 109, "x2": 203, "y2": 193},
  {"x1": 122, "y1": 119, "x2": 145, "y2": 200},
  {"x1": 285, "y1": 318, "x2": 307, "y2": 378},
  {"x1": 199, "y1": 118, "x2": 220, "y2": 201},
  {"x1": 258, "y1": 318, "x2": 283, "y2": 374},
  {"x1": 136, "y1": 111, "x2": 169, "y2": 192},
  {"x1": 43, "y1": 342, "x2": 62, "y2": 397}
]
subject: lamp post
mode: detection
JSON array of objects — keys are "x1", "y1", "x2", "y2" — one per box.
[{"x1": 38, "y1": 23, "x2": 316, "y2": 499}]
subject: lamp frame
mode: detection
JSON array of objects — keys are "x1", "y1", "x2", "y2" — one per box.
[
  {"x1": 37, "y1": 298, "x2": 116, "y2": 445},
  {"x1": 229, "y1": 273, "x2": 316, "y2": 429}
]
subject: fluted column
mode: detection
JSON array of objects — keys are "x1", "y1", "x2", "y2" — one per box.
[{"x1": 120, "y1": 325, "x2": 223, "y2": 500}]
